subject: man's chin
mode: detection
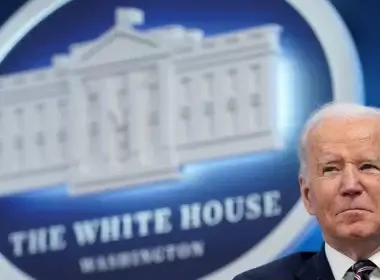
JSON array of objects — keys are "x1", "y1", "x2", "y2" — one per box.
[{"x1": 339, "y1": 225, "x2": 377, "y2": 240}]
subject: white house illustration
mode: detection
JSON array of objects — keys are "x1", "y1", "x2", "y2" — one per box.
[{"x1": 0, "y1": 7, "x2": 283, "y2": 195}]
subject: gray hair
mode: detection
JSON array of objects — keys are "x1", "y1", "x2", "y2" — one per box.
[{"x1": 298, "y1": 102, "x2": 380, "y2": 178}]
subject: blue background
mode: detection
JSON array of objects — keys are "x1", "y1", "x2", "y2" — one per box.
[{"x1": 0, "y1": 0, "x2": 377, "y2": 279}]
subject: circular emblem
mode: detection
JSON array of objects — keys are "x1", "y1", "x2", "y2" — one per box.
[{"x1": 0, "y1": 1, "x2": 363, "y2": 280}]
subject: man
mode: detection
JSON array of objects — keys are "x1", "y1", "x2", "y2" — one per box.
[{"x1": 233, "y1": 102, "x2": 380, "y2": 280}]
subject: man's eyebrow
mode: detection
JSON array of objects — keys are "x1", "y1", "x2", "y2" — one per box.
[
  {"x1": 316, "y1": 157, "x2": 380, "y2": 165},
  {"x1": 362, "y1": 157, "x2": 380, "y2": 162},
  {"x1": 316, "y1": 158, "x2": 339, "y2": 165}
]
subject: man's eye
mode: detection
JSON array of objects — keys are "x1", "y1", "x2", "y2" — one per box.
[
  {"x1": 360, "y1": 163, "x2": 380, "y2": 171},
  {"x1": 323, "y1": 166, "x2": 338, "y2": 174}
]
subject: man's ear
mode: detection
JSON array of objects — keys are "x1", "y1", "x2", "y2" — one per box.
[{"x1": 299, "y1": 175, "x2": 316, "y2": 216}]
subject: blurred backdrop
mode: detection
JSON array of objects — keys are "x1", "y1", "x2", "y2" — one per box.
[{"x1": 0, "y1": 0, "x2": 377, "y2": 279}]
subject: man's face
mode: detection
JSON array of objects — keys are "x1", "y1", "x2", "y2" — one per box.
[{"x1": 300, "y1": 116, "x2": 380, "y2": 242}]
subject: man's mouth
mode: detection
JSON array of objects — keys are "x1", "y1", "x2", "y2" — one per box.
[{"x1": 338, "y1": 208, "x2": 371, "y2": 215}]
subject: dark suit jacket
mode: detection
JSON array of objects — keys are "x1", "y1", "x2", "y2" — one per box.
[{"x1": 232, "y1": 246, "x2": 335, "y2": 280}]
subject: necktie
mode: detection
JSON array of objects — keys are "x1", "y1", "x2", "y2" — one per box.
[{"x1": 352, "y1": 259, "x2": 377, "y2": 280}]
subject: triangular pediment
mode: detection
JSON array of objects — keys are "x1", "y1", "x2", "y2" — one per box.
[{"x1": 70, "y1": 29, "x2": 163, "y2": 66}]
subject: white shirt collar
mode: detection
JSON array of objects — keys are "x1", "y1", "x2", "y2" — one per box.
[{"x1": 325, "y1": 242, "x2": 380, "y2": 280}]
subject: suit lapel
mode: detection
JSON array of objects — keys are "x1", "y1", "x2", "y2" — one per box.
[{"x1": 295, "y1": 246, "x2": 335, "y2": 280}]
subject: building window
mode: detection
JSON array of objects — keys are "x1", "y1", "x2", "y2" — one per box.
[{"x1": 87, "y1": 92, "x2": 101, "y2": 158}]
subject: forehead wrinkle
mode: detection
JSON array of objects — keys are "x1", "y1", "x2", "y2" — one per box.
[
  {"x1": 310, "y1": 125, "x2": 380, "y2": 148},
  {"x1": 313, "y1": 132, "x2": 375, "y2": 145},
  {"x1": 310, "y1": 145, "x2": 380, "y2": 165},
  {"x1": 306, "y1": 136, "x2": 380, "y2": 169},
  {"x1": 302, "y1": 116, "x2": 380, "y2": 165}
]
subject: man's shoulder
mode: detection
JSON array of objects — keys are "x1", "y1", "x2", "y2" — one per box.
[{"x1": 232, "y1": 251, "x2": 318, "y2": 280}]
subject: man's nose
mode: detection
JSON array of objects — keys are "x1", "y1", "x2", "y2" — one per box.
[{"x1": 340, "y1": 164, "x2": 363, "y2": 196}]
